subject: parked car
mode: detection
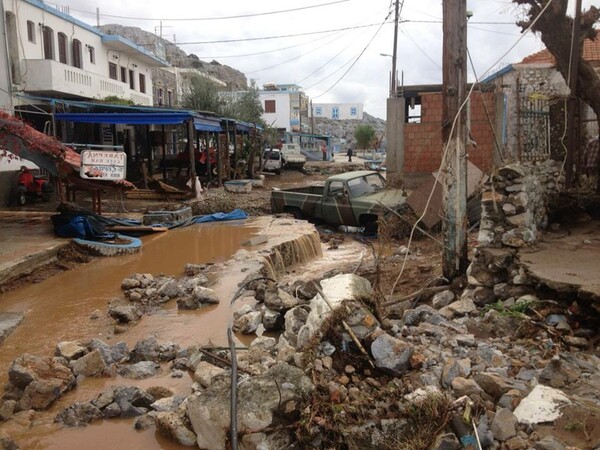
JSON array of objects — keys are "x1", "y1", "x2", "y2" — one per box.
[
  {"x1": 263, "y1": 149, "x2": 283, "y2": 174},
  {"x1": 271, "y1": 170, "x2": 407, "y2": 234},
  {"x1": 280, "y1": 143, "x2": 306, "y2": 170}
]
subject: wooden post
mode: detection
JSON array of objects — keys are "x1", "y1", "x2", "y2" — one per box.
[
  {"x1": 216, "y1": 131, "x2": 222, "y2": 186},
  {"x1": 161, "y1": 124, "x2": 166, "y2": 180},
  {"x1": 566, "y1": 0, "x2": 582, "y2": 188},
  {"x1": 205, "y1": 131, "x2": 212, "y2": 184},
  {"x1": 187, "y1": 119, "x2": 196, "y2": 196},
  {"x1": 442, "y1": 0, "x2": 468, "y2": 279}
]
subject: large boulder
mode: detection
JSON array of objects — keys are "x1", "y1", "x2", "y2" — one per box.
[
  {"x1": 55, "y1": 402, "x2": 103, "y2": 427},
  {"x1": 155, "y1": 411, "x2": 197, "y2": 447},
  {"x1": 187, "y1": 363, "x2": 314, "y2": 450},
  {"x1": 7, "y1": 354, "x2": 76, "y2": 411},
  {"x1": 71, "y1": 350, "x2": 107, "y2": 377}
]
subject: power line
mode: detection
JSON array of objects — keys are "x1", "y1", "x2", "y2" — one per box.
[
  {"x1": 174, "y1": 22, "x2": 392, "y2": 45},
  {"x1": 401, "y1": 29, "x2": 442, "y2": 69},
  {"x1": 51, "y1": 0, "x2": 350, "y2": 22}
]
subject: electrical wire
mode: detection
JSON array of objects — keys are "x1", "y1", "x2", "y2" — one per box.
[
  {"x1": 401, "y1": 29, "x2": 442, "y2": 69},
  {"x1": 389, "y1": 0, "x2": 557, "y2": 297},
  {"x1": 48, "y1": 0, "x2": 350, "y2": 22}
]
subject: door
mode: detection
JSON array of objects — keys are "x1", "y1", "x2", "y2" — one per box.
[{"x1": 319, "y1": 181, "x2": 357, "y2": 225}]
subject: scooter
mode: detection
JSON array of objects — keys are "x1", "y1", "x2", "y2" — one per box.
[{"x1": 16, "y1": 169, "x2": 53, "y2": 205}]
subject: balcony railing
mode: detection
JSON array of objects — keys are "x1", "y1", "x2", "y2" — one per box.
[{"x1": 21, "y1": 59, "x2": 152, "y2": 106}]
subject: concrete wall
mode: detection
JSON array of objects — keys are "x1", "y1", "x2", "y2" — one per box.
[
  {"x1": 403, "y1": 92, "x2": 496, "y2": 174},
  {"x1": 260, "y1": 91, "x2": 291, "y2": 131}
]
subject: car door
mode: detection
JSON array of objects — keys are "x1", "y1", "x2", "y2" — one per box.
[{"x1": 319, "y1": 181, "x2": 358, "y2": 226}]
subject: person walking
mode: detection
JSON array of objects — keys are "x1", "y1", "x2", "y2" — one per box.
[
  {"x1": 346, "y1": 147, "x2": 353, "y2": 162},
  {"x1": 321, "y1": 143, "x2": 328, "y2": 161}
]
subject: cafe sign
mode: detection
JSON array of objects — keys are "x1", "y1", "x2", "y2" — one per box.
[{"x1": 80, "y1": 150, "x2": 127, "y2": 180}]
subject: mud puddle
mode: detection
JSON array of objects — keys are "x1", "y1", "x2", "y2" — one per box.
[{"x1": 0, "y1": 221, "x2": 261, "y2": 449}]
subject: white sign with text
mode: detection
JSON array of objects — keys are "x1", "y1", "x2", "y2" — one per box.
[{"x1": 80, "y1": 150, "x2": 127, "y2": 180}]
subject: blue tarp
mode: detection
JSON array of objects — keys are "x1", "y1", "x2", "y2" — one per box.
[
  {"x1": 192, "y1": 209, "x2": 248, "y2": 223},
  {"x1": 55, "y1": 112, "x2": 194, "y2": 125}
]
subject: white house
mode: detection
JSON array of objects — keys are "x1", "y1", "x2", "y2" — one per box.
[
  {"x1": 164, "y1": 67, "x2": 227, "y2": 106},
  {"x1": 259, "y1": 83, "x2": 308, "y2": 132},
  {"x1": 312, "y1": 103, "x2": 363, "y2": 120},
  {"x1": 0, "y1": 0, "x2": 168, "y2": 111}
]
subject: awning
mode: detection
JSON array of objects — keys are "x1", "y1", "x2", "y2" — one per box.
[
  {"x1": 55, "y1": 112, "x2": 194, "y2": 125},
  {"x1": 194, "y1": 117, "x2": 222, "y2": 133}
]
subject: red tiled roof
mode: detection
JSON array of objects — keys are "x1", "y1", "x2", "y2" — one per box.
[{"x1": 520, "y1": 38, "x2": 600, "y2": 65}]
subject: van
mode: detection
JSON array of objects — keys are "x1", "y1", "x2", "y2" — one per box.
[{"x1": 263, "y1": 149, "x2": 282, "y2": 174}]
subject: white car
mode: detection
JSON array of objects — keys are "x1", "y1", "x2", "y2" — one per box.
[
  {"x1": 263, "y1": 149, "x2": 283, "y2": 174},
  {"x1": 280, "y1": 143, "x2": 307, "y2": 169}
]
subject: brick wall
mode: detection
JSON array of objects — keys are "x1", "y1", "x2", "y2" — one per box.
[{"x1": 404, "y1": 92, "x2": 496, "y2": 174}]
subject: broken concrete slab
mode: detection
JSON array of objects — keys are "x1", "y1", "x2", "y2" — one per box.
[
  {"x1": 513, "y1": 384, "x2": 571, "y2": 425},
  {"x1": 0, "y1": 312, "x2": 24, "y2": 344}
]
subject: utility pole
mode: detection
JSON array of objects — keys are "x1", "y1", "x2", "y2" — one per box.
[
  {"x1": 96, "y1": 7, "x2": 100, "y2": 27},
  {"x1": 391, "y1": 0, "x2": 400, "y2": 97},
  {"x1": 442, "y1": 0, "x2": 468, "y2": 279},
  {"x1": 310, "y1": 100, "x2": 315, "y2": 135},
  {"x1": 566, "y1": 0, "x2": 582, "y2": 188}
]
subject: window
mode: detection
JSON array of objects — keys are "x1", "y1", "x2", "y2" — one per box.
[
  {"x1": 120, "y1": 66, "x2": 127, "y2": 83},
  {"x1": 57, "y1": 33, "x2": 68, "y2": 64},
  {"x1": 42, "y1": 26, "x2": 54, "y2": 60},
  {"x1": 332, "y1": 107, "x2": 339, "y2": 120},
  {"x1": 139, "y1": 73, "x2": 146, "y2": 93},
  {"x1": 158, "y1": 88, "x2": 163, "y2": 105},
  {"x1": 27, "y1": 20, "x2": 35, "y2": 43},
  {"x1": 350, "y1": 107, "x2": 357, "y2": 116},
  {"x1": 88, "y1": 45, "x2": 95, "y2": 64},
  {"x1": 72, "y1": 39, "x2": 82, "y2": 68},
  {"x1": 129, "y1": 69, "x2": 135, "y2": 90},
  {"x1": 167, "y1": 90, "x2": 173, "y2": 107},
  {"x1": 265, "y1": 100, "x2": 276, "y2": 113},
  {"x1": 108, "y1": 62, "x2": 118, "y2": 80},
  {"x1": 328, "y1": 181, "x2": 345, "y2": 197},
  {"x1": 315, "y1": 107, "x2": 322, "y2": 116}
]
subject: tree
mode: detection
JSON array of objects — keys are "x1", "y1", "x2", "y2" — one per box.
[
  {"x1": 514, "y1": 1, "x2": 600, "y2": 129},
  {"x1": 222, "y1": 82, "x2": 264, "y2": 125},
  {"x1": 354, "y1": 124, "x2": 376, "y2": 151},
  {"x1": 182, "y1": 74, "x2": 224, "y2": 113}
]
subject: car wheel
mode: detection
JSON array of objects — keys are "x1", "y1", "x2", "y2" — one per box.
[{"x1": 18, "y1": 193, "x2": 26, "y2": 206}]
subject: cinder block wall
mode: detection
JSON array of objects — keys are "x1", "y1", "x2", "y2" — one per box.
[{"x1": 404, "y1": 92, "x2": 496, "y2": 174}]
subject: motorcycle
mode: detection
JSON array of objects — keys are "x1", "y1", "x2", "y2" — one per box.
[{"x1": 15, "y1": 167, "x2": 53, "y2": 205}]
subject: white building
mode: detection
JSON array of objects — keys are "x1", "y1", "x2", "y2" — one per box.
[
  {"x1": 312, "y1": 103, "x2": 363, "y2": 120},
  {"x1": 0, "y1": 0, "x2": 168, "y2": 111},
  {"x1": 259, "y1": 83, "x2": 308, "y2": 132},
  {"x1": 164, "y1": 67, "x2": 227, "y2": 106}
]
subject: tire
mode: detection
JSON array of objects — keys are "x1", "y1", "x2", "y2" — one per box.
[
  {"x1": 18, "y1": 192, "x2": 26, "y2": 206},
  {"x1": 74, "y1": 234, "x2": 142, "y2": 257},
  {"x1": 360, "y1": 215, "x2": 379, "y2": 237}
]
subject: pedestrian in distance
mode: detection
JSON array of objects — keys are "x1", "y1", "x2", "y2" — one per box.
[{"x1": 346, "y1": 147, "x2": 353, "y2": 162}]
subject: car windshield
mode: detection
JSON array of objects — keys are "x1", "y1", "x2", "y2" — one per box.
[{"x1": 346, "y1": 174, "x2": 385, "y2": 197}]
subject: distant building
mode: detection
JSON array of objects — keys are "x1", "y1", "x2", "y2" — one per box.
[
  {"x1": 312, "y1": 103, "x2": 363, "y2": 120},
  {"x1": 163, "y1": 67, "x2": 227, "y2": 107},
  {"x1": 259, "y1": 83, "x2": 308, "y2": 132}
]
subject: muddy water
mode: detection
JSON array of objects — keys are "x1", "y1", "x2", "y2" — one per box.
[{"x1": 0, "y1": 221, "x2": 259, "y2": 449}]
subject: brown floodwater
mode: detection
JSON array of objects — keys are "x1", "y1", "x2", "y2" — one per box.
[{"x1": 0, "y1": 221, "x2": 259, "y2": 449}]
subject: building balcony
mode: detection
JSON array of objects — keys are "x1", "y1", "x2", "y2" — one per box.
[{"x1": 18, "y1": 59, "x2": 153, "y2": 106}]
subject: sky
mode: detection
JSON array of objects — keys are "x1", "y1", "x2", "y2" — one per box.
[{"x1": 48, "y1": 0, "x2": 596, "y2": 119}]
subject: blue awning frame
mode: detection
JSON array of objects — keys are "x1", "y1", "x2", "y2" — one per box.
[
  {"x1": 55, "y1": 112, "x2": 194, "y2": 125},
  {"x1": 194, "y1": 117, "x2": 222, "y2": 133}
]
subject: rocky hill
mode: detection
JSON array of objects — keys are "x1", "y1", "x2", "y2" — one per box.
[
  {"x1": 99, "y1": 24, "x2": 248, "y2": 90},
  {"x1": 303, "y1": 112, "x2": 387, "y2": 148}
]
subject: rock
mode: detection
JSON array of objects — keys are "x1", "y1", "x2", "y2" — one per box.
[
  {"x1": 177, "y1": 286, "x2": 219, "y2": 309},
  {"x1": 130, "y1": 337, "x2": 178, "y2": 363},
  {"x1": 118, "y1": 361, "x2": 159, "y2": 379},
  {"x1": 370, "y1": 333, "x2": 414, "y2": 375},
  {"x1": 0, "y1": 432, "x2": 19, "y2": 450},
  {"x1": 151, "y1": 396, "x2": 184, "y2": 412},
  {"x1": 0, "y1": 312, "x2": 24, "y2": 344},
  {"x1": 107, "y1": 386, "x2": 154, "y2": 417},
  {"x1": 0, "y1": 400, "x2": 16, "y2": 421},
  {"x1": 134, "y1": 413, "x2": 157, "y2": 430},
  {"x1": 474, "y1": 372, "x2": 513, "y2": 400},
  {"x1": 533, "y1": 436, "x2": 566, "y2": 450},
  {"x1": 264, "y1": 288, "x2": 301, "y2": 312},
  {"x1": 490, "y1": 408, "x2": 517, "y2": 441},
  {"x1": 146, "y1": 386, "x2": 174, "y2": 400},
  {"x1": 71, "y1": 350, "x2": 107, "y2": 377},
  {"x1": 344, "y1": 303, "x2": 380, "y2": 340},
  {"x1": 233, "y1": 311, "x2": 263, "y2": 334},
  {"x1": 282, "y1": 306, "x2": 310, "y2": 348},
  {"x1": 441, "y1": 359, "x2": 471, "y2": 388},
  {"x1": 184, "y1": 263, "x2": 206, "y2": 277},
  {"x1": 432, "y1": 290, "x2": 455, "y2": 309},
  {"x1": 103, "y1": 403, "x2": 122, "y2": 418},
  {"x1": 539, "y1": 358, "x2": 580, "y2": 388},
  {"x1": 402, "y1": 305, "x2": 443, "y2": 326},
  {"x1": 55, "y1": 341, "x2": 87, "y2": 361},
  {"x1": 89, "y1": 309, "x2": 102, "y2": 320},
  {"x1": 187, "y1": 363, "x2": 313, "y2": 450},
  {"x1": 498, "y1": 389, "x2": 522, "y2": 410},
  {"x1": 193, "y1": 361, "x2": 225, "y2": 388},
  {"x1": 88, "y1": 339, "x2": 129, "y2": 365},
  {"x1": 121, "y1": 277, "x2": 141, "y2": 290},
  {"x1": 472, "y1": 287, "x2": 495, "y2": 307},
  {"x1": 295, "y1": 274, "x2": 372, "y2": 349},
  {"x1": 451, "y1": 377, "x2": 483, "y2": 397},
  {"x1": 55, "y1": 402, "x2": 102, "y2": 427},
  {"x1": 262, "y1": 308, "x2": 282, "y2": 331},
  {"x1": 439, "y1": 298, "x2": 476, "y2": 318},
  {"x1": 155, "y1": 411, "x2": 197, "y2": 447},
  {"x1": 455, "y1": 334, "x2": 477, "y2": 348},
  {"x1": 157, "y1": 279, "x2": 182, "y2": 299},
  {"x1": 250, "y1": 336, "x2": 277, "y2": 352},
  {"x1": 8, "y1": 354, "x2": 76, "y2": 411},
  {"x1": 513, "y1": 385, "x2": 570, "y2": 425},
  {"x1": 108, "y1": 305, "x2": 141, "y2": 323}
]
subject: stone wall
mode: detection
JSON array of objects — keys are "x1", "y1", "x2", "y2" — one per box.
[{"x1": 467, "y1": 160, "x2": 563, "y2": 290}]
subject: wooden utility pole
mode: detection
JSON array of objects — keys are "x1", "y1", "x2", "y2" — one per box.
[
  {"x1": 442, "y1": 0, "x2": 468, "y2": 279},
  {"x1": 565, "y1": 0, "x2": 582, "y2": 188}
]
